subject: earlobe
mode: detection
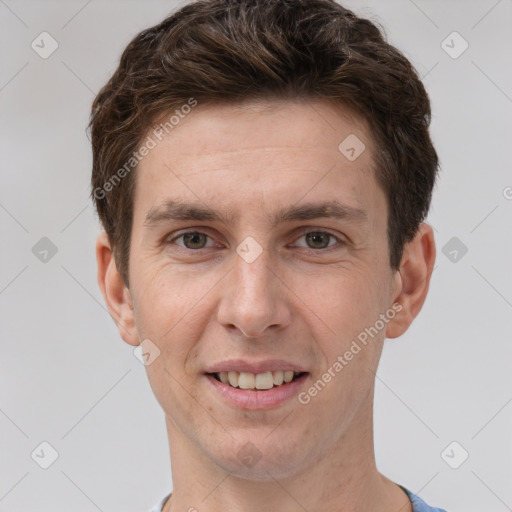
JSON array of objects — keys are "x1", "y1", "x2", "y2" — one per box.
[
  {"x1": 95, "y1": 231, "x2": 139, "y2": 346},
  {"x1": 385, "y1": 223, "x2": 436, "y2": 339}
]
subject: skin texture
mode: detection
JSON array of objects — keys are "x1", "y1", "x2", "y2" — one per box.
[{"x1": 96, "y1": 99, "x2": 435, "y2": 512}]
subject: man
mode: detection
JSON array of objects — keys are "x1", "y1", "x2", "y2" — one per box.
[{"x1": 90, "y1": 1, "x2": 446, "y2": 510}]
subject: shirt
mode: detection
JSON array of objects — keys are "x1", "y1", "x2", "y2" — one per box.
[{"x1": 148, "y1": 485, "x2": 448, "y2": 511}]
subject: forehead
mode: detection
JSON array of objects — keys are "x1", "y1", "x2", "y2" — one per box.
[
  {"x1": 133, "y1": 99, "x2": 382, "y2": 223},
  {"x1": 152, "y1": 99, "x2": 373, "y2": 164}
]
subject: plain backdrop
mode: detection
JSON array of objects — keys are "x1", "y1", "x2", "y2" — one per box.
[{"x1": 1, "y1": 1, "x2": 511, "y2": 511}]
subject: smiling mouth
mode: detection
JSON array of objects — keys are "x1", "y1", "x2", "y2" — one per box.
[{"x1": 207, "y1": 370, "x2": 307, "y2": 391}]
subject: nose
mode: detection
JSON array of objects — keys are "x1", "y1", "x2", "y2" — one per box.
[{"x1": 216, "y1": 248, "x2": 292, "y2": 339}]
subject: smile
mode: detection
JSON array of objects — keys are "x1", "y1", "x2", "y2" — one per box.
[
  {"x1": 211, "y1": 370, "x2": 305, "y2": 390},
  {"x1": 205, "y1": 371, "x2": 309, "y2": 410}
]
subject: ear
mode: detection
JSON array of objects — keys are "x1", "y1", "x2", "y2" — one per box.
[
  {"x1": 95, "y1": 231, "x2": 139, "y2": 346},
  {"x1": 386, "y1": 223, "x2": 436, "y2": 339}
]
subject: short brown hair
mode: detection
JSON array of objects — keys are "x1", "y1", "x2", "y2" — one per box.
[{"x1": 89, "y1": 0, "x2": 439, "y2": 287}]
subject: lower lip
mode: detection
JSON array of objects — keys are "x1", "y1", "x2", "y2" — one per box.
[{"x1": 205, "y1": 373, "x2": 309, "y2": 410}]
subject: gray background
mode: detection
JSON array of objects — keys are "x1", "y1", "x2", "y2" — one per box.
[{"x1": 1, "y1": 0, "x2": 511, "y2": 511}]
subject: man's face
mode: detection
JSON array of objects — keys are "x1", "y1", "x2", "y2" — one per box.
[{"x1": 125, "y1": 99, "x2": 401, "y2": 479}]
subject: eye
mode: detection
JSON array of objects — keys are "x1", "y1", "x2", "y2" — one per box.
[
  {"x1": 293, "y1": 231, "x2": 343, "y2": 250},
  {"x1": 166, "y1": 229, "x2": 345, "y2": 253},
  {"x1": 169, "y1": 231, "x2": 215, "y2": 250}
]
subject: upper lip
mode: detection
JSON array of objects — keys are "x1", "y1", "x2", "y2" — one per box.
[{"x1": 205, "y1": 359, "x2": 308, "y2": 374}]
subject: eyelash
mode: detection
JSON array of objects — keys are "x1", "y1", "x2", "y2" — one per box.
[{"x1": 166, "y1": 229, "x2": 345, "y2": 253}]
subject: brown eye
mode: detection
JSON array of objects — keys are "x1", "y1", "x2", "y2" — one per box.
[
  {"x1": 169, "y1": 231, "x2": 214, "y2": 250},
  {"x1": 304, "y1": 232, "x2": 333, "y2": 249},
  {"x1": 294, "y1": 231, "x2": 341, "y2": 250}
]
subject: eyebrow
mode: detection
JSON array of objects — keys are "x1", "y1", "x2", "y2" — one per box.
[{"x1": 144, "y1": 199, "x2": 368, "y2": 229}]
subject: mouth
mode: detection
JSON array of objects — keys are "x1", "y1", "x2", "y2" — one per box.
[{"x1": 207, "y1": 370, "x2": 307, "y2": 391}]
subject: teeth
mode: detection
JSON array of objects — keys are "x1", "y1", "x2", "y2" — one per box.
[
  {"x1": 283, "y1": 370, "x2": 294, "y2": 383},
  {"x1": 255, "y1": 372, "x2": 274, "y2": 389},
  {"x1": 216, "y1": 370, "x2": 302, "y2": 390},
  {"x1": 273, "y1": 371, "x2": 284, "y2": 385},
  {"x1": 227, "y1": 371, "x2": 239, "y2": 388},
  {"x1": 238, "y1": 372, "x2": 255, "y2": 389}
]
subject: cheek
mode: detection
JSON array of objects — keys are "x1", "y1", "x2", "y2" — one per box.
[
  {"x1": 130, "y1": 264, "x2": 211, "y2": 377},
  {"x1": 133, "y1": 268, "x2": 209, "y2": 413},
  {"x1": 301, "y1": 271, "x2": 386, "y2": 396},
  {"x1": 132, "y1": 257, "x2": 201, "y2": 327},
  {"x1": 302, "y1": 266, "x2": 385, "y2": 336},
  {"x1": 296, "y1": 264, "x2": 390, "y2": 398}
]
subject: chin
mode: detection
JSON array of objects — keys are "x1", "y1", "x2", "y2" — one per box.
[{"x1": 209, "y1": 435, "x2": 309, "y2": 481}]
